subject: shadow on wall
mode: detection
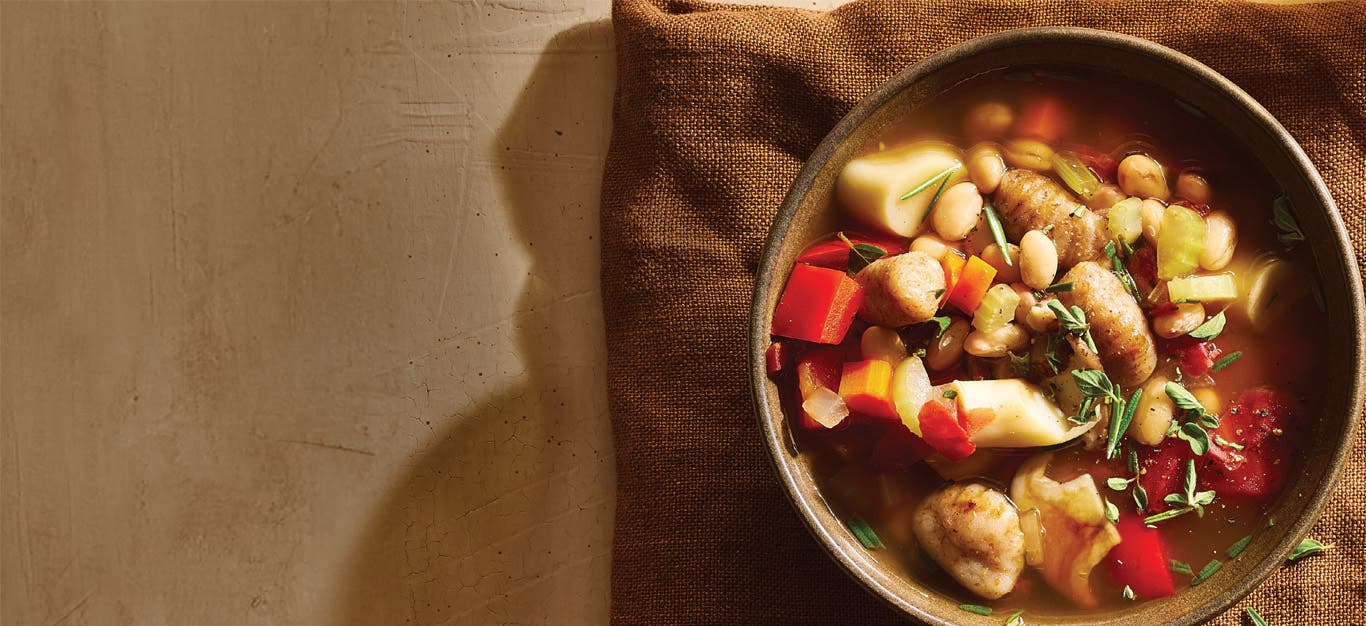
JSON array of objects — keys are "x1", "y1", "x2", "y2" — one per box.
[{"x1": 333, "y1": 22, "x2": 617, "y2": 626}]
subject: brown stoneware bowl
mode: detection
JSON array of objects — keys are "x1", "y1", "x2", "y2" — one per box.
[{"x1": 750, "y1": 27, "x2": 1364, "y2": 625}]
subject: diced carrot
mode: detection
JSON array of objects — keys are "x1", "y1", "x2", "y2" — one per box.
[
  {"x1": 941, "y1": 251, "x2": 967, "y2": 296},
  {"x1": 1107, "y1": 514, "x2": 1177, "y2": 598},
  {"x1": 797, "y1": 232, "x2": 910, "y2": 270},
  {"x1": 946, "y1": 255, "x2": 997, "y2": 315},
  {"x1": 838, "y1": 359, "x2": 898, "y2": 421},
  {"x1": 917, "y1": 398, "x2": 975, "y2": 461},
  {"x1": 771, "y1": 264, "x2": 864, "y2": 344},
  {"x1": 1016, "y1": 93, "x2": 1071, "y2": 142}
]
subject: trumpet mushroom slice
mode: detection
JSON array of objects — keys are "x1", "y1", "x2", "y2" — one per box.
[
  {"x1": 836, "y1": 142, "x2": 967, "y2": 237},
  {"x1": 1009, "y1": 453, "x2": 1121, "y2": 608}
]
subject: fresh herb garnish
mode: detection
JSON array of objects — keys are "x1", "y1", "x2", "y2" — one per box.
[
  {"x1": 1105, "y1": 499, "x2": 1120, "y2": 524},
  {"x1": 1128, "y1": 449, "x2": 1140, "y2": 474},
  {"x1": 1105, "y1": 387, "x2": 1142, "y2": 460},
  {"x1": 848, "y1": 515, "x2": 884, "y2": 549},
  {"x1": 924, "y1": 175, "x2": 953, "y2": 220},
  {"x1": 944, "y1": 389, "x2": 959, "y2": 399},
  {"x1": 913, "y1": 347, "x2": 928, "y2": 358},
  {"x1": 959, "y1": 604, "x2": 992, "y2": 616},
  {"x1": 837, "y1": 232, "x2": 887, "y2": 275},
  {"x1": 1048, "y1": 300, "x2": 1097, "y2": 353},
  {"x1": 1245, "y1": 607, "x2": 1270, "y2": 626},
  {"x1": 1104, "y1": 240, "x2": 1142, "y2": 300},
  {"x1": 900, "y1": 164, "x2": 962, "y2": 201},
  {"x1": 1044, "y1": 281, "x2": 1074, "y2": 293},
  {"x1": 1043, "y1": 333, "x2": 1063, "y2": 375},
  {"x1": 1122, "y1": 585, "x2": 1135, "y2": 600},
  {"x1": 1214, "y1": 434, "x2": 1244, "y2": 451},
  {"x1": 1188, "y1": 311, "x2": 1227, "y2": 340},
  {"x1": 1004, "y1": 610, "x2": 1025, "y2": 626},
  {"x1": 1132, "y1": 483, "x2": 1149, "y2": 511},
  {"x1": 1009, "y1": 352, "x2": 1031, "y2": 378},
  {"x1": 983, "y1": 200, "x2": 1012, "y2": 266},
  {"x1": 1071, "y1": 205, "x2": 1085, "y2": 218},
  {"x1": 1272, "y1": 195, "x2": 1305, "y2": 245},
  {"x1": 1041, "y1": 224, "x2": 1055, "y2": 235},
  {"x1": 1190, "y1": 559, "x2": 1222, "y2": 586},
  {"x1": 1106, "y1": 477, "x2": 1134, "y2": 491},
  {"x1": 1211, "y1": 351, "x2": 1242, "y2": 372},
  {"x1": 1227, "y1": 534, "x2": 1253, "y2": 559},
  {"x1": 1165, "y1": 382, "x2": 1217, "y2": 454},
  {"x1": 1178, "y1": 421, "x2": 1211, "y2": 455},
  {"x1": 1148, "y1": 460, "x2": 1215, "y2": 524},
  {"x1": 931, "y1": 315, "x2": 953, "y2": 337},
  {"x1": 1288, "y1": 538, "x2": 1333, "y2": 562},
  {"x1": 1144, "y1": 506, "x2": 1195, "y2": 525},
  {"x1": 1170, "y1": 559, "x2": 1194, "y2": 576},
  {"x1": 1070, "y1": 369, "x2": 1124, "y2": 428},
  {"x1": 933, "y1": 288, "x2": 946, "y2": 298}
]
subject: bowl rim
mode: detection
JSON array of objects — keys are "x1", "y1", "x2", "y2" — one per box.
[{"x1": 749, "y1": 25, "x2": 1365, "y2": 625}]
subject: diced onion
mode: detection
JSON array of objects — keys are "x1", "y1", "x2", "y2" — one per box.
[
  {"x1": 1020, "y1": 507, "x2": 1044, "y2": 567},
  {"x1": 1242, "y1": 255, "x2": 1307, "y2": 330},
  {"x1": 802, "y1": 387, "x2": 849, "y2": 429},
  {"x1": 1167, "y1": 273, "x2": 1238, "y2": 303},
  {"x1": 1156, "y1": 205, "x2": 1207, "y2": 279},
  {"x1": 1106, "y1": 197, "x2": 1143, "y2": 245},
  {"x1": 973, "y1": 283, "x2": 1021, "y2": 332},
  {"x1": 1052, "y1": 152, "x2": 1101, "y2": 198},
  {"x1": 891, "y1": 356, "x2": 933, "y2": 435}
]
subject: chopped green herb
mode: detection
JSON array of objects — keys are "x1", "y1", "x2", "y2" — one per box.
[
  {"x1": 924, "y1": 176, "x2": 953, "y2": 219},
  {"x1": 944, "y1": 389, "x2": 959, "y2": 399},
  {"x1": 1188, "y1": 310, "x2": 1226, "y2": 340},
  {"x1": 1132, "y1": 484, "x2": 1149, "y2": 511},
  {"x1": 1105, "y1": 239, "x2": 1141, "y2": 300},
  {"x1": 1048, "y1": 301, "x2": 1097, "y2": 353},
  {"x1": 1127, "y1": 448, "x2": 1140, "y2": 474},
  {"x1": 1211, "y1": 351, "x2": 1242, "y2": 372},
  {"x1": 1105, "y1": 499, "x2": 1120, "y2": 524},
  {"x1": 913, "y1": 347, "x2": 928, "y2": 358},
  {"x1": 1214, "y1": 434, "x2": 1244, "y2": 451},
  {"x1": 1122, "y1": 585, "x2": 1135, "y2": 600},
  {"x1": 1288, "y1": 538, "x2": 1333, "y2": 562},
  {"x1": 933, "y1": 288, "x2": 946, "y2": 298},
  {"x1": 1178, "y1": 421, "x2": 1211, "y2": 455},
  {"x1": 1227, "y1": 534, "x2": 1253, "y2": 559},
  {"x1": 848, "y1": 516, "x2": 884, "y2": 549},
  {"x1": 1144, "y1": 506, "x2": 1194, "y2": 525},
  {"x1": 1071, "y1": 205, "x2": 1085, "y2": 217},
  {"x1": 1106, "y1": 387, "x2": 1142, "y2": 460},
  {"x1": 983, "y1": 200, "x2": 1012, "y2": 266},
  {"x1": 1267, "y1": 517, "x2": 1276, "y2": 528},
  {"x1": 1245, "y1": 607, "x2": 1269, "y2": 626},
  {"x1": 900, "y1": 163, "x2": 962, "y2": 201},
  {"x1": 1041, "y1": 224, "x2": 1055, "y2": 235},
  {"x1": 838, "y1": 233, "x2": 888, "y2": 275},
  {"x1": 931, "y1": 315, "x2": 953, "y2": 337},
  {"x1": 1044, "y1": 281, "x2": 1074, "y2": 293},
  {"x1": 1004, "y1": 609, "x2": 1025, "y2": 626},
  {"x1": 1170, "y1": 559, "x2": 1194, "y2": 576},
  {"x1": 1106, "y1": 477, "x2": 1134, "y2": 491},
  {"x1": 1165, "y1": 381, "x2": 1207, "y2": 413},
  {"x1": 960, "y1": 604, "x2": 992, "y2": 616},
  {"x1": 1190, "y1": 559, "x2": 1222, "y2": 586},
  {"x1": 1272, "y1": 195, "x2": 1305, "y2": 245},
  {"x1": 1009, "y1": 352, "x2": 1031, "y2": 378}
]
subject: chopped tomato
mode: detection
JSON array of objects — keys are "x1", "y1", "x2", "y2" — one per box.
[
  {"x1": 772, "y1": 264, "x2": 864, "y2": 344},
  {"x1": 1138, "y1": 437, "x2": 1189, "y2": 512},
  {"x1": 1069, "y1": 145, "x2": 1118, "y2": 183},
  {"x1": 869, "y1": 425, "x2": 932, "y2": 471},
  {"x1": 797, "y1": 232, "x2": 910, "y2": 270},
  {"x1": 1201, "y1": 388, "x2": 1299, "y2": 501},
  {"x1": 1016, "y1": 93, "x2": 1071, "y2": 142},
  {"x1": 917, "y1": 398, "x2": 975, "y2": 461},
  {"x1": 765, "y1": 340, "x2": 802, "y2": 375},
  {"x1": 1160, "y1": 337, "x2": 1222, "y2": 377},
  {"x1": 1107, "y1": 514, "x2": 1177, "y2": 598},
  {"x1": 1128, "y1": 245, "x2": 1157, "y2": 291}
]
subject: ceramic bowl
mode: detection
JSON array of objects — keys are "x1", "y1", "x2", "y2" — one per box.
[{"x1": 749, "y1": 27, "x2": 1364, "y2": 625}]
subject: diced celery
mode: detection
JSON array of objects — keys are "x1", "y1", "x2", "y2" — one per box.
[
  {"x1": 1107, "y1": 197, "x2": 1143, "y2": 245},
  {"x1": 1168, "y1": 274, "x2": 1238, "y2": 302},
  {"x1": 1052, "y1": 152, "x2": 1101, "y2": 198},
  {"x1": 973, "y1": 283, "x2": 1020, "y2": 332},
  {"x1": 892, "y1": 357, "x2": 932, "y2": 436},
  {"x1": 1157, "y1": 205, "x2": 1206, "y2": 279}
]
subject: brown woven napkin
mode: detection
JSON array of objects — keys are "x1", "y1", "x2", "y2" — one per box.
[{"x1": 600, "y1": 0, "x2": 1366, "y2": 622}]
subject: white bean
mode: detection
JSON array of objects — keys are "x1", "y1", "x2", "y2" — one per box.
[
  {"x1": 964, "y1": 102, "x2": 1014, "y2": 142},
  {"x1": 932, "y1": 182, "x2": 984, "y2": 241},
  {"x1": 1129, "y1": 376, "x2": 1175, "y2": 445},
  {"x1": 1140, "y1": 198, "x2": 1166, "y2": 246},
  {"x1": 861, "y1": 326, "x2": 907, "y2": 363},
  {"x1": 1199, "y1": 210, "x2": 1237, "y2": 271},
  {"x1": 910, "y1": 234, "x2": 955, "y2": 260},
  {"x1": 964, "y1": 323, "x2": 1029, "y2": 358},
  {"x1": 1085, "y1": 183, "x2": 1126, "y2": 211},
  {"x1": 927, "y1": 318, "x2": 971, "y2": 371},
  {"x1": 1023, "y1": 304, "x2": 1058, "y2": 333},
  {"x1": 1152, "y1": 302, "x2": 1206, "y2": 339},
  {"x1": 1019, "y1": 230, "x2": 1058, "y2": 290},
  {"x1": 1012, "y1": 283, "x2": 1036, "y2": 324},
  {"x1": 1117, "y1": 154, "x2": 1170, "y2": 200},
  {"x1": 982, "y1": 243, "x2": 1022, "y2": 284},
  {"x1": 967, "y1": 143, "x2": 1007, "y2": 193},
  {"x1": 1175, "y1": 172, "x2": 1212, "y2": 204},
  {"x1": 1003, "y1": 138, "x2": 1054, "y2": 171}
]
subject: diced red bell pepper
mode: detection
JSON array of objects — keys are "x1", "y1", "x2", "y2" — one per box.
[
  {"x1": 772, "y1": 264, "x2": 864, "y2": 344},
  {"x1": 765, "y1": 340, "x2": 801, "y2": 375},
  {"x1": 1128, "y1": 245, "x2": 1157, "y2": 290},
  {"x1": 795, "y1": 350, "x2": 843, "y2": 431},
  {"x1": 797, "y1": 232, "x2": 910, "y2": 270},
  {"x1": 1107, "y1": 515, "x2": 1177, "y2": 598},
  {"x1": 1160, "y1": 337, "x2": 1222, "y2": 377},
  {"x1": 1138, "y1": 437, "x2": 1190, "y2": 512},
  {"x1": 946, "y1": 255, "x2": 997, "y2": 315},
  {"x1": 1016, "y1": 93, "x2": 1071, "y2": 142},
  {"x1": 838, "y1": 359, "x2": 899, "y2": 421},
  {"x1": 869, "y1": 425, "x2": 932, "y2": 471},
  {"x1": 917, "y1": 398, "x2": 975, "y2": 461}
]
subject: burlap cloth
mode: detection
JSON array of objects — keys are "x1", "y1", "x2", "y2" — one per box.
[{"x1": 599, "y1": 0, "x2": 1366, "y2": 622}]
